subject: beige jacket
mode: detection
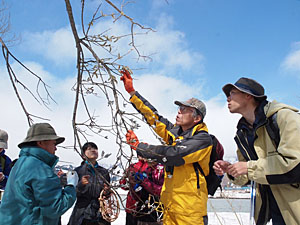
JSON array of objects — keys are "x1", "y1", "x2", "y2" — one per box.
[{"x1": 234, "y1": 100, "x2": 300, "y2": 225}]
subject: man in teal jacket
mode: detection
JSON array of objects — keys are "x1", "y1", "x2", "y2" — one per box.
[{"x1": 0, "y1": 123, "x2": 78, "y2": 225}]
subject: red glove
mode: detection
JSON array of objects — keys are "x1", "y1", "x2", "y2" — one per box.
[
  {"x1": 126, "y1": 130, "x2": 139, "y2": 150},
  {"x1": 120, "y1": 69, "x2": 135, "y2": 93}
]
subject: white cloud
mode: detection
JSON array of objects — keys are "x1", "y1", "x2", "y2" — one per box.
[
  {"x1": 1, "y1": 62, "x2": 238, "y2": 167},
  {"x1": 85, "y1": 14, "x2": 205, "y2": 73},
  {"x1": 205, "y1": 96, "x2": 240, "y2": 159},
  {"x1": 281, "y1": 41, "x2": 300, "y2": 75},
  {"x1": 133, "y1": 14, "x2": 205, "y2": 72},
  {"x1": 2, "y1": 9, "x2": 235, "y2": 167},
  {"x1": 19, "y1": 13, "x2": 204, "y2": 75},
  {"x1": 133, "y1": 75, "x2": 240, "y2": 159},
  {"x1": 22, "y1": 28, "x2": 76, "y2": 66}
]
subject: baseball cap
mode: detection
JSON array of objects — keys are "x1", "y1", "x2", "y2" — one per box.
[{"x1": 174, "y1": 98, "x2": 206, "y2": 119}]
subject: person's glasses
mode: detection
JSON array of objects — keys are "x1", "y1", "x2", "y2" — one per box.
[{"x1": 178, "y1": 106, "x2": 194, "y2": 114}]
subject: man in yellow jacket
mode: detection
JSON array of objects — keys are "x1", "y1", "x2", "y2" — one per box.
[
  {"x1": 121, "y1": 69, "x2": 212, "y2": 225},
  {"x1": 214, "y1": 77, "x2": 300, "y2": 225}
]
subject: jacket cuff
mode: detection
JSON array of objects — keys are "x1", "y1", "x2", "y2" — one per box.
[
  {"x1": 129, "y1": 91, "x2": 139, "y2": 101},
  {"x1": 247, "y1": 160, "x2": 255, "y2": 180}
]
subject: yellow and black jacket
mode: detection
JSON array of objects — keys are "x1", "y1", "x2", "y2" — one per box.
[{"x1": 130, "y1": 92, "x2": 212, "y2": 224}]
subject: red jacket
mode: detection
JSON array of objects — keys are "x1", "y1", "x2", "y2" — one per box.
[{"x1": 120, "y1": 160, "x2": 164, "y2": 214}]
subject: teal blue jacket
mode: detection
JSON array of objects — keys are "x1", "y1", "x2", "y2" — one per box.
[{"x1": 0, "y1": 147, "x2": 76, "y2": 225}]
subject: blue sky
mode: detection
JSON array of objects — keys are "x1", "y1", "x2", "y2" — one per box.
[{"x1": 1, "y1": 0, "x2": 300, "y2": 164}]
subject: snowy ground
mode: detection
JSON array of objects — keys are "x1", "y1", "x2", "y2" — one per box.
[
  {"x1": 61, "y1": 189, "x2": 266, "y2": 225},
  {"x1": 112, "y1": 211, "x2": 253, "y2": 225},
  {"x1": 61, "y1": 208, "x2": 251, "y2": 225}
]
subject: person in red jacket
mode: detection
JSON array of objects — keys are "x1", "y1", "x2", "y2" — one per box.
[{"x1": 120, "y1": 156, "x2": 164, "y2": 225}]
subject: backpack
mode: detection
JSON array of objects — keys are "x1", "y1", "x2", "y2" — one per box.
[
  {"x1": 193, "y1": 134, "x2": 224, "y2": 196},
  {"x1": 266, "y1": 111, "x2": 300, "y2": 148},
  {"x1": 265, "y1": 113, "x2": 280, "y2": 148}
]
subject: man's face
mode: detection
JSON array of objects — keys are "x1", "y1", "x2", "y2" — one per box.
[
  {"x1": 227, "y1": 88, "x2": 248, "y2": 114},
  {"x1": 38, "y1": 140, "x2": 57, "y2": 155},
  {"x1": 84, "y1": 146, "x2": 98, "y2": 161},
  {"x1": 176, "y1": 105, "x2": 201, "y2": 131},
  {"x1": 0, "y1": 148, "x2": 3, "y2": 153}
]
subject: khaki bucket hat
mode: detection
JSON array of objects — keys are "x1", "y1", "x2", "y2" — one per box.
[
  {"x1": 18, "y1": 123, "x2": 65, "y2": 148},
  {"x1": 0, "y1": 129, "x2": 8, "y2": 149}
]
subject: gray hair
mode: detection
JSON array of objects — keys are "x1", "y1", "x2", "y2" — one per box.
[{"x1": 192, "y1": 108, "x2": 202, "y2": 120}]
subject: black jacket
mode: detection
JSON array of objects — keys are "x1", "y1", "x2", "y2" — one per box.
[{"x1": 68, "y1": 162, "x2": 111, "y2": 225}]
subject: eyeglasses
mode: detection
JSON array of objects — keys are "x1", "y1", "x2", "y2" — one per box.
[{"x1": 178, "y1": 106, "x2": 195, "y2": 114}]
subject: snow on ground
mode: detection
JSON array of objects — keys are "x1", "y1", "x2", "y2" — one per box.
[
  {"x1": 61, "y1": 189, "x2": 262, "y2": 225},
  {"x1": 61, "y1": 208, "x2": 251, "y2": 225}
]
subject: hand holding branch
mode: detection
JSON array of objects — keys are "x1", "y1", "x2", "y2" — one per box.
[{"x1": 120, "y1": 68, "x2": 136, "y2": 95}]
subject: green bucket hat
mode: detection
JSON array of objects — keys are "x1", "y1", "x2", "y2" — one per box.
[{"x1": 18, "y1": 123, "x2": 65, "y2": 148}]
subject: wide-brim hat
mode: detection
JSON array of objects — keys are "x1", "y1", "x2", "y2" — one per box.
[
  {"x1": 0, "y1": 129, "x2": 8, "y2": 149},
  {"x1": 222, "y1": 77, "x2": 267, "y2": 100},
  {"x1": 174, "y1": 97, "x2": 206, "y2": 118},
  {"x1": 18, "y1": 123, "x2": 65, "y2": 148}
]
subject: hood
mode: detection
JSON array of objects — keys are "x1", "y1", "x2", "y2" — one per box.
[
  {"x1": 265, "y1": 100, "x2": 299, "y2": 117},
  {"x1": 19, "y1": 147, "x2": 59, "y2": 169}
]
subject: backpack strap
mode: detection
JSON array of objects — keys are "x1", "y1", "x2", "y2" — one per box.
[
  {"x1": 209, "y1": 134, "x2": 217, "y2": 163},
  {"x1": 192, "y1": 130, "x2": 210, "y2": 190},
  {"x1": 193, "y1": 161, "x2": 222, "y2": 195},
  {"x1": 265, "y1": 113, "x2": 280, "y2": 148},
  {"x1": 234, "y1": 130, "x2": 258, "y2": 161},
  {"x1": 193, "y1": 162, "x2": 205, "y2": 189},
  {"x1": 193, "y1": 163, "x2": 200, "y2": 189},
  {"x1": 193, "y1": 134, "x2": 224, "y2": 195}
]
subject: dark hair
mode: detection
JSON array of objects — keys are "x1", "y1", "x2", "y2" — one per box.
[
  {"x1": 82, "y1": 142, "x2": 98, "y2": 153},
  {"x1": 21, "y1": 141, "x2": 38, "y2": 147},
  {"x1": 253, "y1": 96, "x2": 265, "y2": 104}
]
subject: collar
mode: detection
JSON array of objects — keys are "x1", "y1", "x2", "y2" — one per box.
[
  {"x1": 85, "y1": 160, "x2": 99, "y2": 175},
  {"x1": 176, "y1": 122, "x2": 208, "y2": 138},
  {"x1": 253, "y1": 100, "x2": 268, "y2": 129},
  {"x1": 237, "y1": 100, "x2": 268, "y2": 130},
  {"x1": 85, "y1": 160, "x2": 99, "y2": 168},
  {"x1": 19, "y1": 147, "x2": 59, "y2": 168},
  {"x1": 0, "y1": 150, "x2": 5, "y2": 156}
]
